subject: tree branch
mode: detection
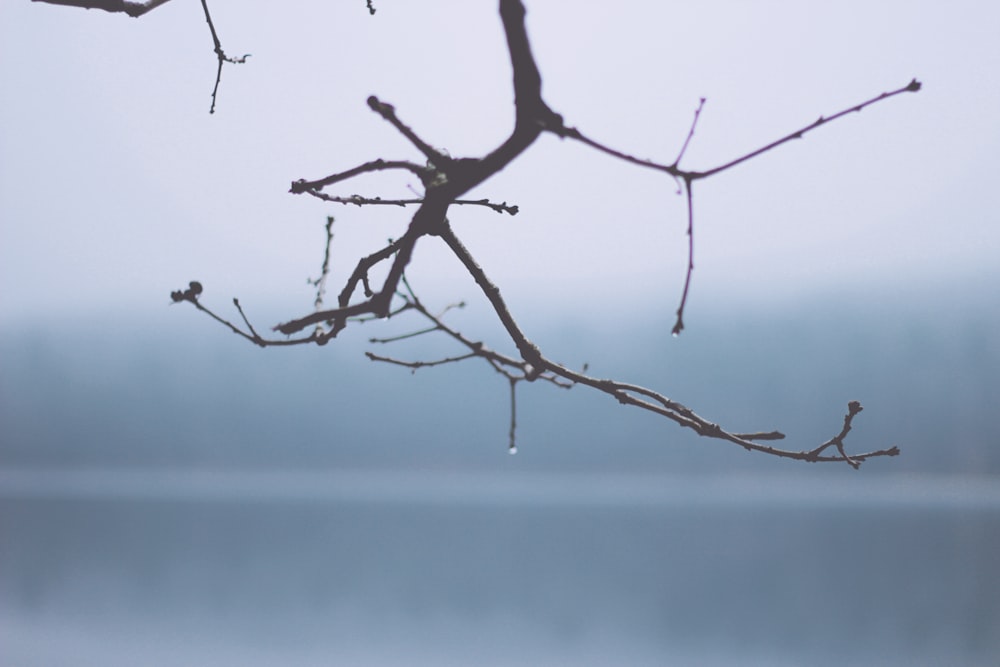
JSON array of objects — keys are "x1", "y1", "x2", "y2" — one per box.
[
  {"x1": 31, "y1": 0, "x2": 172, "y2": 17},
  {"x1": 199, "y1": 0, "x2": 249, "y2": 114},
  {"x1": 695, "y1": 79, "x2": 922, "y2": 180},
  {"x1": 162, "y1": 0, "x2": 916, "y2": 467}
]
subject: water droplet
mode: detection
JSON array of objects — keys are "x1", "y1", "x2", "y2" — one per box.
[
  {"x1": 508, "y1": 446, "x2": 518, "y2": 455},
  {"x1": 671, "y1": 332, "x2": 679, "y2": 338}
]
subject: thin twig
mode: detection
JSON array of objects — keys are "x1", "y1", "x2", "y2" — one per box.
[
  {"x1": 671, "y1": 176, "x2": 695, "y2": 337},
  {"x1": 30, "y1": 0, "x2": 172, "y2": 18},
  {"x1": 291, "y1": 160, "x2": 430, "y2": 194},
  {"x1": 369, "y1": 326, "x2": 439, "y2": 344},
  {"x1": 695, "y1": 79, "x2": 922, "y2": 179},
  {"x1": 232, "y1": 298, "x2": 263, "y2": 343},
  {"x1": 673, "y1": 97, "x2": 707, "y2": 167},
  {"x1": 365, "y1": 350, "x2": 478, "y2": 369},
  {"x1": 298, "y1": 191, "x2": 519, "y2": 215},
  {"x1": 199, "y1": 0, "x2": 249, "y2": 114},
  {"x1": 309, "y1": 216, "x2": 336, "y2": 313},
  {"x1": 508, "y1": 377, "x2": 518, "y2": 454}
]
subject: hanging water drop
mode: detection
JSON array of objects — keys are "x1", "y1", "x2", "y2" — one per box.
[{"x1": 508, "y1": 445, "x2": 518, "y2": 455}]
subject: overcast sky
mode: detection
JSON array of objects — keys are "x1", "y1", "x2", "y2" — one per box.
[{"x1": 1, "y1": 1, "x2": 998, "y2": 332}]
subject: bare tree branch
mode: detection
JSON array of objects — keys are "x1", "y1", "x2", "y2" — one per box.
[
  {"x1": 671, "y1": 176, "x2": 695, "y2": 337},
  {"x1": 695, "y1": 79, "x2": 922, "y2": 180},
  {"x1": 199, "y1": 0, "x2": 249, "y2": 114},
  {"x1": 137, "y1": 0, "x2": 915, "y2": 465},
  {"x1": 31, "y1": 0, "x2": 172, "y2": 18}
]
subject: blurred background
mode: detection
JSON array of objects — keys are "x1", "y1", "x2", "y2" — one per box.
[{"x1": 2, "y1": 1, "x2": 999, "y2": 665}]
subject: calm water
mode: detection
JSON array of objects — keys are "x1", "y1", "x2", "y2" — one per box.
[{"x1": 1, "y1": 470, "x2": 998, "y2": 666}]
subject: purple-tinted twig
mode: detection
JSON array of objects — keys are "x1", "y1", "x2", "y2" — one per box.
[
  {"x1": 200, "y1": 0, "x2": 249, "y2": 114},
  {"x1": 552, "y1": 79, "x2": 921, "y2": 183},
  {"x1": 806, "y1": 400, "x2": 865, "y2": 469},
  {"x1": 696, "y1": 79, "x2": 922, "y2": 179},
  {"x1": 308, "y1": 216, "x2": 336, "y2": 313},
  {"x1": 434, "y1": 217, "x2": 896, "y2": 467},
  {"x1": 290, "y1": 160, "x2": 430, "y2": 194},
  {"x1": 31, "y1": 0, "x2": 172, "y2": 17},
  {"x1": 508, "y1": 378, "x2": 518, "y2": 453},
  {"x1": 367, "y1": 96, "x2": 452, "y2": 169},
  {"x1": 369, "y1": 325, "x2": 439, "y2": 344},
  {"x1": 673, "y1": 97, "x2": 707, "y2": 167},
  {"x1": 171, "y1": 282, "x2": 312, "y2": 347},
  {"x1": 232, "y1": 298, "x2": 263, "y2": 342},
  {"x1": 365, "y1": 350, "x2": 478, "y2": 369},
  {"x1": 298, "y1": 191, "x2": 518, "y2": 215},
  {"x1": 671, "y1": 176, "x2": 695, "y2": 337}
]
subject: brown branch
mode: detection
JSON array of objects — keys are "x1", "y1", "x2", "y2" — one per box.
[
  {"x1": 298, "y1": 191, "x2": 519, "y2": 215},
  {"x1": 550, "y1": 79, "x2": 921, "y2": 183},
  {"x1": 199, "y1": 0, "x2": 249, "y2": 114},
  {"x1": 806, "y1": 400, "x2": 867, "y2": 469},
  {"x1": 365, "y1": 350, "x2": 478, "y2": 369},
  {"x1": 508, "y1": 378, "x2": 519, "y2": 454},
  {"x1": 548, "y1": 79, "x2": 921, "y2": 333},
  {"x1": 432, "y1": 218, "x2": 896, "y2": 467},
  {"x1": 171, "y1": 282, "x2": 313, "y2": 348},
  {"x1": 437, "y1": 222, "x2": 545, "y2": 375},
  {"x1": 367, "y1": 97, "x2": 452, "y2": 170},
  {"x1": 291, "y1": 160, "x2": 430, "y2": 194},
  {"x1": 307, "y1": 216, "x2": 336, "y2": 321},
  {"x1": 695, "y1": 78, "x2": 922, "y2": 179},
  {"x1": 275, "y1": 234, "x2": 407, "y2": 336},
  {"x1": 673, "y1": 97, "x2": 707, "y2": 168},
  {"x1": 166, "y1": 0, "x2": 913, "y2": 467},
  {"x1": 31, "y1": 0, "x2": 172, "y2": 17},
  {"x1": 671, "y1": 176, "x2": 695, "y2": 337},
  {"x1": 364, "y1": 278, "x2": 898, "y2": 466}
]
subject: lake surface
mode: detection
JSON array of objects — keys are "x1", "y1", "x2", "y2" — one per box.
[{"x1": 2, "y1": 469, "x2": 997, "y2": 666}]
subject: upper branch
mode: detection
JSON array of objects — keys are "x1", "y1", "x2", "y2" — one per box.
[
  {"x1": 31, "y1": 0, "x2": 172, "y2": 17},
  {"x1": 695, "y1": 78, "x2": 922, "y2": 179},
  {"x1": 500, "y1": 0, "x2": 543, "y2": 118},
  {"x1": 200, "y1": 0, "x2": 249, "y2": 114},
  {"x1": 549, "y1": 79, "x2": 922, "y2": 182}
]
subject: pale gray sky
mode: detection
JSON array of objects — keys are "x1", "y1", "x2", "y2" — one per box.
[{"x1": 2, "y1": 1, "x2": 998, "y2": 329}]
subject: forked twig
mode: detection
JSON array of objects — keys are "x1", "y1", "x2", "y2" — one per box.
[{"x1": 199, "y1": 0, "x2": 249, "y2": 114}]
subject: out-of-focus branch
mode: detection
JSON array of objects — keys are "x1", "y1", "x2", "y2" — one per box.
[
  {"x1": 31, "y1": 0, "x2": 172, "y2": 17},
  {"x1": 33, "y1": 0, "x2": 249, "y2": 113}
]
